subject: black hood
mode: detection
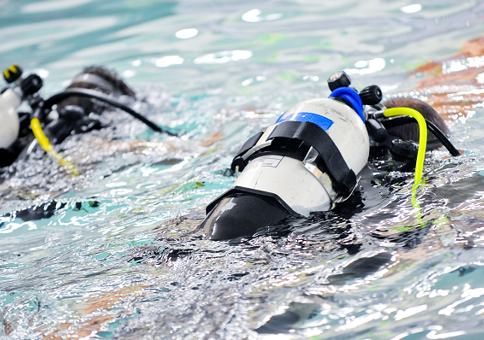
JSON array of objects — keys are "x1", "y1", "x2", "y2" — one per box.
[{"x1": 201, "y1": 193, "x2": 291, "y2": 241}]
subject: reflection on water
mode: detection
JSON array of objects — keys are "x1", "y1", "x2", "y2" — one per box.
[
  {"x1": 21, "y1": 0, "x2": 94, "y2": 14},
  {"x1": 242, "y1": 9, "x2": 283, "y2": 23},
  {"x1": 1, "y1": 0, "x2": 484, "y2": 339},
  {"x1": 175, "y1": 28, "x2": 198, "y2": 39},
  {"x1": 344, "y1": 57, "x2": 386, "y2": 76},
  {"x1": 194, "y1": 50, "x2": 253, "y2": 65}
]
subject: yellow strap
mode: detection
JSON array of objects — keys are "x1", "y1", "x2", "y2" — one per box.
[
  {"x1": 383, "y1": 107, "x2": 428, "y2": 184},
  {"x1": 30, "y1": 118, "x2": 80, "y2": 176}
]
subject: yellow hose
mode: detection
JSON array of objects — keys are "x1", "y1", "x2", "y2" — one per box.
[
  {"x1": 384, "y1": 107, "x2": 428, "y2": 230},
  {"x1": 384, "y1": 107, "x2": 428, "y2": 184},
  {"x1": 30, "y1": 118, "x2": 80, "y2": 176}
]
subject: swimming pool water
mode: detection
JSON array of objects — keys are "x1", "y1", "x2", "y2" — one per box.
[{"x1": 2, "y1": 0, "x2": 484, "y2": 339}]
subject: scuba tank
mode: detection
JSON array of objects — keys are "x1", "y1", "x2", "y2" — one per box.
[
  {"x1": 0, "y1": 87, "x2": 21, "y2": 149},
  {"x1": 0, "y1": 65, "x2": 42, "y2": 149},
  {"x1": 0, "y1": 65, "x2": 43, "y2": 167},
  {"x1": 202, "y1": 71, "x2": 383, "y2": 240}
]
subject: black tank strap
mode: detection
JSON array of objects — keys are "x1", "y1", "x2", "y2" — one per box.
[
  {"x1": 231, "y1": 131, "x2": 264, "y2": 172},
  {"x1": 268, "y1": 121, "x2": 356, "y2": 196}
]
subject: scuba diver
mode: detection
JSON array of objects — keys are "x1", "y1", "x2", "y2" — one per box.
[
  {"x1": 201, "y1": 71, "x2": 460, "y2": 241},
  {"x1": 0, "y1": 64, "x2": 172, "y2": 169}
]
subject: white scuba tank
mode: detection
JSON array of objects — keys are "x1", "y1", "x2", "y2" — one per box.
[
  {"x1": 231, "y1": 97, "x2": 370, "y2": 216},
  {"x1": 202, "y1": 73, "x2": 383, "y2": 240},
  {"x1": 0, "y1": 88, "x2": 21, "y2": 149}
]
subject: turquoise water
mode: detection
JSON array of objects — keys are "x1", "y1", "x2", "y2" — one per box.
[{"x1": 2, "y1": 0, "x2": 484, "y2": 339}]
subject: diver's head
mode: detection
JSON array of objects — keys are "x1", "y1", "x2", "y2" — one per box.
[
  {"x1": 56, "y1": 66, "x2": 136, "y2": 115},
  {"x1": 44, "y1": 66, "x2": 137, "y2": 144},
  {"x1": 383, "y1": 97, "x2": 450, "y2": 149}
]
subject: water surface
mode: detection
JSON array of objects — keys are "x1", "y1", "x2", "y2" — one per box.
[{"x1": 1, "y1": 0, "x2": 484, "y2": 339}]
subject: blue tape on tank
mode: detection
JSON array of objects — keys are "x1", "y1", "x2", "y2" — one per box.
[
  {"x1": 276, "y1": 111, "x2": 334, "y2": 130},
  {"x1": 329, "y1": 87, "x2": 365, "y2": 122}
]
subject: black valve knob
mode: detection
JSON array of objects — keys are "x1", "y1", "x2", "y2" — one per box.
[
  {"x1": 360, "y1": 85, "x2": 382, "y2": 105},
  {"x1": 327, "y1": 71, "x2": 351, "y2": 91},
  {"x1": 3, "y1": 64, "x2": 23, "y2": 84},
  {"x1": 20, "y1": 74, "x2": 43, "y2": 98}
]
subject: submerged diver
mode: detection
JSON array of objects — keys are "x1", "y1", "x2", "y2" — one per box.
[
  {"x1": 201, "y1": 71, "x2": 459, "y2": 241},
  {"x1": 0, "y1": 64, "x2": 170, "y2": 169}
]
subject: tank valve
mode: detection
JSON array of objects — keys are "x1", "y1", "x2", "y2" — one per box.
[
  {"x1": 360, "y1": 85, "x2": 383, "y2": 105},
  {"x1": 20, "y1": 74, "x2": 43, "y2": 98},
  {"x1": 327, "y1": 71, "x2": 351, "y2": 91},
  {"x1": 3, "y1": 64, "x2": 23, "y2": 84}
]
